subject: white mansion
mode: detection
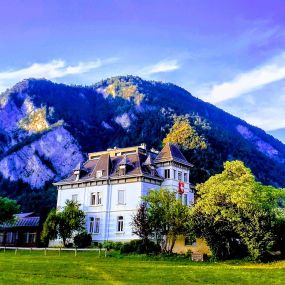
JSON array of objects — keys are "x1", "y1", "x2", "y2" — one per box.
[{"x1": 54, "y1": 143, "x2": 194, "y2": 243}]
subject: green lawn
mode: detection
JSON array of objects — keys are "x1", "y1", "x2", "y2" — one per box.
[{"x1": 0, "y1": 250, "x2": 285, "y2": 285}]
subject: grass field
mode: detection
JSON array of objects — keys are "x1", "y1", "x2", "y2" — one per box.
[{"x1": 0, "y1": 250, "x2": 285, "y2": 285}]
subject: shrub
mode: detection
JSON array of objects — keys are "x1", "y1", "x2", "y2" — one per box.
[
  {"x1": 120, "y1": 239, "x2": 161, "y2": 254},
  {"x1": 102, "y1": 241, "x2": 123, "y2": 251},
  {"x1": 74, "y1": 232, "x2": 92, "y2": 248}
]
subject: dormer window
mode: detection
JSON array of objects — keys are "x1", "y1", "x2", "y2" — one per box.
[
  {"x1": 119, "y1": 165, "x2": 126, "y2": 176},
  {"x1": 96, "y1": 170, "x2": 103, "y2": 178},
  {"x1": 150, "y1": 165, "x2": 155, "y2": 176},
  {"x1": 118, "y1": 155, "x2": 132, "y2": 176},
  {"x1": 73, "y1": 162, "x2": 87, "y2": 182}
]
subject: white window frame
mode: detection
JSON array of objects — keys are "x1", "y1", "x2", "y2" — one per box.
[
  {"x1": 118, "y1": 190, "x2": 125, "y2": 205},
  {"x1": 97, "y1": 192, "x2": 102, "y2": 205},
  {"x1": 91, "y1": 193, "x2": 96, "y2": 205},
  {"x1": 96, "y1": 170, "x2": 103, "y2": 178},
  {"x1": 117, "y1": 216, "x2": 124, "y2": 232},
  {"x1": 89, "y1": 217, "x2": 95, "y2": 233},
  {"x1": 91, "y1": 192, "x2": 102, "y2": 206},
  {"x1": 183, "y1": 193, "x2": 188, "y2": 205},
  {"x1": 94, "y1": 218, "x2": 100, "y2": 233},
  {"x1": 72, "y1": 194, "x2": 78, "y2": 202}
]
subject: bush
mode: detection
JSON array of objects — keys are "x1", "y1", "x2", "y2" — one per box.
[
  {"x1": 102, "y1": 241, "x2": 123, "y2": 251},
  {"x1": 74, "y1": 232, "x2": 92, "y2": 248},
  {"x1": 120, "y1": 239, "x2": 161, "y2": 254}
]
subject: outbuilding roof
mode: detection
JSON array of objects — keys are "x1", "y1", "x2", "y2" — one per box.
[{"x1": 1, "y1": 213, "x2": 40, "y2": 229}]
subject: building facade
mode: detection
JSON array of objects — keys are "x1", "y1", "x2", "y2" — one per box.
[{"x1": 54, "y1": 143, "x2": 194, "y2": 243}]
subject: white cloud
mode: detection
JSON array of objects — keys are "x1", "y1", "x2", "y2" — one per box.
[
  {"x1": 202, "y1": 52, "x2": 285, "y2": 104},
  {"x1": 141, "y1": 59, "x2": 180, "y2": 75},
  {"x1": 245, "y1": 111, "x2": 285, "y2": 131},
  {"x1": 0, "y1": 58, "x2": 118, "y2": 93}
]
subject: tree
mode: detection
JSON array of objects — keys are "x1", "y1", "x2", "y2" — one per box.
[
  {"x1": 131, "y1": 203, "x2": 152, "y2": 248},
  {"x1": 163, "y1": 115, "x2": 207, "y2": 151},
  {"x1": 0, "y1": 197, "x2": 19, "y2": 224},
  {"x1": 41, "y1": 200, "x2": 86, "y2": 247},
  {"x1": 139, "y1": 188, "x2": 193, "y2": 253},
  {"x1": 193, "y1": 160, "x2": 285, "y2": 260}
]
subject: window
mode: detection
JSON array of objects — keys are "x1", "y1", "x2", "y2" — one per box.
[
  {"x1": 24, "y1": 232, "x2": 36, "y2": 244},
  {"x1": 117, "y1": 216, "x2": 124, "y2": 232},
  {"x1": 178, "y1": 171, "x2": 182, "y2": 181},
  {"x1": 72, "y1": 194, "x2": 78, "y2": 202},
  {"x1": 91, "y1": 193, "x2": 96, "y2": 205},
  {"x1": 184, "y1": 173, "x2": 187, "y2": 182},
  {"x1": 173, "y1": 169, "x2": 176, "y2": 180},
  {"x1": 89, "y1": 217, "x2": 94, "y2": 233},
  {"x1": 119, "y1": 165, "x2": 126, "y2": 176},
  {"x1": 118, "y1": 190, "x2": 125, "y2": 204},
  {"x1": 95, "y1": 218, "x2": 100, "y2": 233},
  {"x1": 91, "y1": 192, "x2": 102, "y2": 205},
  {"x1": 97, "y1": 192, "x2": 102, "y2": 205},
  {"x1": 183, "y1": 194, "x2": 188, "y2": 205},
  {"x1": 185, "y1": 235, "x2": 195, "y2": 246},
  {"x1": 164, "y1": 169, "x2": 170, "y2": 179},
  {"x1": 96, "y1": 170, "x2": 103, "y2": 178},
  {"x1": 6, "y1": 232, "x2": 14, "y2": 243}
]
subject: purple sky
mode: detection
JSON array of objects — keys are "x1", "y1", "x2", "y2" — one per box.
[{"x1": 1, "y1": 0, "x2": 285, "y2": 142}]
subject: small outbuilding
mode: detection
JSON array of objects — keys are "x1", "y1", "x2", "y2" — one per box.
[{"x1": 0, "y1": 212, "x2": 41, "y2": 247}]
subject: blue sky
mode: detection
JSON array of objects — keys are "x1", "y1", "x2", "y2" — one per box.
[{"x1": 1, "y1": 0, "x2": 285, "y2": 142}]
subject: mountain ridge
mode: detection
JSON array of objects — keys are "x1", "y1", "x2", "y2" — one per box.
[{"x1": 0, "y1": 75, "x2": 284, "y2": 212}]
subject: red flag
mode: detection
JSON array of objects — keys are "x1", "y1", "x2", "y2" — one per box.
[{"x1": 178, "y1": 181, "x2": 185, "y2": 194}]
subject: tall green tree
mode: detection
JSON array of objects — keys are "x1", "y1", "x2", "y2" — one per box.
[
  {"x1": 193, "y1": 160, "x2": 285, "y2": 260},
  {"x1": 0, "y1": 197, "x2": 19, "y2": 224},
  {"x1": 41, "y1": 200, "x2": 86, "y2": 247},
  {"x1": 140, "y1": 188, "x2": 193, "y2": 253}
]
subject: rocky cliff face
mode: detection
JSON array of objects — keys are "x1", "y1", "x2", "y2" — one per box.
[{"x1": 0, "y1": 85, "x2": 83, "y2": 189}]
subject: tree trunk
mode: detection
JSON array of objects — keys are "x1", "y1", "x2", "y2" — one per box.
[
  {"x1": 170, "y1": 235, "x2": 177, "y2": 253},
  {"x1": 62, "y1": 236, "x2": 66, "y2": 247},
  {"x1": 162, "y1": 235, "x2": 168, "y2": 252}
]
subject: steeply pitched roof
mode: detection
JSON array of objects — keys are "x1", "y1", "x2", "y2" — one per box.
[
  {"x1": 118, "y1": 155, "x2": 133, "y2": 166},
  {"x1": 54, "y1": 151, "x2": 163, "y2": 185},
  {"x1": 154, "y1": 143, "x2": 193, "y2": 167},
  {"x1": 91, "y1": 153, "x2": 112, "y2": 177},
  {"x1": 142, "y1": 153, "x2": 155, "y2": 166},
  {"x1": 73, "y1": 162, "x2": 87, "y2": 172}
]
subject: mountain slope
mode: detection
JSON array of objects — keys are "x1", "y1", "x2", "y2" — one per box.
[{"x1": 0, "y1": 76, "x2": 284, "y2": 212}]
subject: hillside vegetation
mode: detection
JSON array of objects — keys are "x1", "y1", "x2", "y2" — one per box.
[{"x1": 0, "y1": 75, "x2": 284, "y2": 214}]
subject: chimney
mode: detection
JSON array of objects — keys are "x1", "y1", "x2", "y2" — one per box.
[{"x1": 140, "y1": 143, "x2": 147, "y2": 150}]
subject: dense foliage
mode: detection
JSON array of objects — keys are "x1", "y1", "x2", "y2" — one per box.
[
  {"x1": 41, "y1": 200, "x2": 86, "y2": 247},
  {"x1": 0, "y1": 196, "x2": 19, "y2": 223},
  {"x1": 73, "y1": 232, "x2": 92, "y2": 248},
  {"x1": 163, "y1": 115, "x2": 207, "y2": 150},
  {"x1": 132, "y1": 188, "x2": 193, "y2": 253},
  {"x1": 192, "y1": 160, "x2": 285, "y2": 261}
]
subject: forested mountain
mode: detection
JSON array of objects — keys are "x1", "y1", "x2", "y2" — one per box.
[{"x1": 0, "y1": 75, "x2": 284, "y2": 215}]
